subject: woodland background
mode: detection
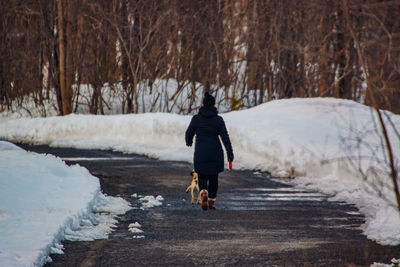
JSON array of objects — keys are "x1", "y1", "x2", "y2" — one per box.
[{"x1": 1, "y1": 0, "x2": 399, "y2": 116}]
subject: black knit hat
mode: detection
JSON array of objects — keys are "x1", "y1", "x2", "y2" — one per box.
[{"x1": 203, "y1": 92, "x2": 215, "y2": 107}]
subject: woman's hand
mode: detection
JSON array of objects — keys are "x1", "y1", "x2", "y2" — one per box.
[{"x1": 227, "y1": 152, "x2": 234, "y2": 162}]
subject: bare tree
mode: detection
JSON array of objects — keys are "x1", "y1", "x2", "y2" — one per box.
[
  {"x1": 1, "y1": 0, "x2": 399, "y2": 116},
  {"x1": 342, "y1": 0, "x2": 400, "y2": 212}
]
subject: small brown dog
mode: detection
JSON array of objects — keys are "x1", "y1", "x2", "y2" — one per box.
[{"x1": 185, "y1": 170, "x2": 200, "y2": 204}]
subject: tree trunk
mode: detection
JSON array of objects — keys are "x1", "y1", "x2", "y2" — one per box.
[{"x1": 57, "y1": 0, "x2": 72, "y2": 115}]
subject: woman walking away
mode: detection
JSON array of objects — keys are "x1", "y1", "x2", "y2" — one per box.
[{"x1": 185, "y1": 91, "x2": 234, "y2": 210}]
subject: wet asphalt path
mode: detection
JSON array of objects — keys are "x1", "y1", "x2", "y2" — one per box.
[{"x1": 18, "y1": 144, "x2": 399, "y2": 267}]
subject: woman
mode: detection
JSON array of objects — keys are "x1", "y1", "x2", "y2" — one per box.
[{"x1": 185, "y1": 91, "x2": 234, "y2": 210}]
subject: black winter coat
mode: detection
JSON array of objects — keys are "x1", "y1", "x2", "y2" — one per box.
[{"x1": 185, "y1": 106, "x2": 234, "y2": 175}]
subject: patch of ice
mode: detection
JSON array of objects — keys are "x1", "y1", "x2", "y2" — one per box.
[
  {"x1": 128, "y1": 221, "x2": 144, "y2": 235},
  {"x1": 129, "y1": 222, "x2": 141, "y2": 228},
  {"x1": 139, "y1": 195, "x2": 164, "y2": 209},
  {"x1": 129, "y1": 228, "x2": 143, "y2": 234}
]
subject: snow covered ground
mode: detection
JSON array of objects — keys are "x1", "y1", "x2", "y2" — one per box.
[
  {"x1": 0, "y1": 79, "x2": 242, "y2": 118},
  {"x1": 0, "y1": 97, "x2": 399, "y2": 265}
]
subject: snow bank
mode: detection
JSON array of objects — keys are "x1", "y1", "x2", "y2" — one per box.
[
  {"x1": 0, "y1": 98, "x2": 399, "y2": 245},
  {"x1": 0, "y1": 112, "x2": 192, "y2": 162},
  {"x1": 0, "y1": 141, "x2": 131, "y2": 266}
]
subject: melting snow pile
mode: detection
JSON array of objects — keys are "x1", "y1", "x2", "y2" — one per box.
[{"x1": 0, "y1": 141, "x2": 131, "y2": 266}]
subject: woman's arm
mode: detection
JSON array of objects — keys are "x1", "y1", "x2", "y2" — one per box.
[
  {"x1": 185, "y1": 116, "x2": 197, "y2": 147},
  {"x1": 218, "y1": 118, "x2": 234, "y2": 161}
]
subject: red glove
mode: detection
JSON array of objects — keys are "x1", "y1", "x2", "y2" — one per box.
[{"x1": 228, "y1": 159, "x2": 232, "y2": 170}]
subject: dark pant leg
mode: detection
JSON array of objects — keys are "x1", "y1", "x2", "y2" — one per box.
[
  {"x1": 198, "y1": 173, "x2": 208, "y2": 192},
  {"x1": 207, "y1": 173, "x2": 219, "y2": 199}
]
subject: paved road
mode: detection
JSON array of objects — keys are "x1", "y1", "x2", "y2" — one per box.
[{"x1": 19, "y1": 144, "x2": 399, "y2": 267}]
